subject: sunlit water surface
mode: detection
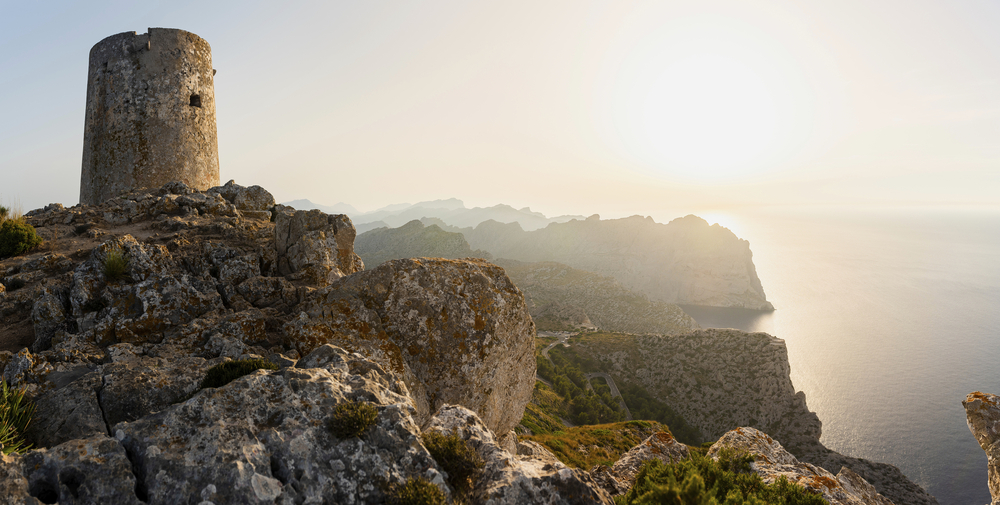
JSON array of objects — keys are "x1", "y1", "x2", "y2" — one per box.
[{"x1": 684, "y1": 208, "x2": 1000, "y2": 505}]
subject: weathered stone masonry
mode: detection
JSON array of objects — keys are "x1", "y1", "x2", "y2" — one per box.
[{"x1": 80, "y1": 28, "x2": 220, "y2": 205}]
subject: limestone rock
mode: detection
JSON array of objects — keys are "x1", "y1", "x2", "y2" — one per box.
[
  {"x1": 99, "y1": 356, "x2": 219, "y2": 426},
  {"x1": 708, "y1": 427, "x2": 895, "y2": 505},
  {"x1": 31, "y1": 289, "x2": 67, "y2": 352},
  {"x1": 27, "y1": 372, "x2": 107, "y2": 449},
  {"x1": 290, "y1": 257, "x2": 535, "y2": 435},
  {"x1": 591, "y1": 431, "x2": 690, "y2": 496},
  {"x1": 113, "y1": 362, "x2": 441, "y2": 505},
  {"x1": 3, "y1": 348, "x2": 38, "y2": 385},
  {"x1": 963, "y1": 391, "x2": 1000, "y2": 505},
  {"x1": 425, "y1": 405, "x2": 613, "y2": 504},
  {"x1": 11, "y1": 435, "x2": 142, "y2": 504},
  {"x1": 236, "y1": 275, "x2": 298, "y2": 309},
  {"x1": 234, "y1": 185, "x2": 275, "y2": 212},
  {"x1": 275, "y1": 207, "x2": 363, "y2": 285}
]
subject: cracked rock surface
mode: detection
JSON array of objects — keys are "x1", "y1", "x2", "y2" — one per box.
[{"x1": 0, "y1": 182, "x2": 552, "y2": 504}]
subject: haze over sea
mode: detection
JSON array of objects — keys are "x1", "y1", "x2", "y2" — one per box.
[{"x1": 682, "y1": 208, "x2": 1000, "y2": 505}]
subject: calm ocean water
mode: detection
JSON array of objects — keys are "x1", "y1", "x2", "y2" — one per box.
[{"x1": 684, "y1": 208, "x2": 1000, "y2": 505}]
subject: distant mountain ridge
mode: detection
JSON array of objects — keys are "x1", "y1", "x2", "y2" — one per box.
[
  {"x1": 283, "y1": 198, "x2": 585, "y2": 232},
  {"x1": 286, "y1": 198, "x2": 772, "y2": 310},
  {"x1": 422, "y1": 215, "x2": 773, "y2": 311}
]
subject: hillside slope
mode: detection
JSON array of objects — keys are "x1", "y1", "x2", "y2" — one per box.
[{"x1": 449, "y1": 214, "x2": 773, "y2": 310}]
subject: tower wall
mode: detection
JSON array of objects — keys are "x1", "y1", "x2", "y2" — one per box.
[{"x1": 80, "y1": 28, "x2": 220, "y2": 205}]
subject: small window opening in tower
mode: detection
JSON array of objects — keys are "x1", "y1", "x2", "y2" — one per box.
[{"x1": 190, "y1": 94, "x2": 202, "y2": 108}]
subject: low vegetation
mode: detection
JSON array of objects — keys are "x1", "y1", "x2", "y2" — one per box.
[
  {"x1": 102, "y1": 248, "x2": 129, "y2": 282},
  {"x1": 521, "y1": 420, "x2": 668, "y2": 469},
  {"x1": 200, "y1": 358, "x2": 278, "y2": 389},
  {"x1": 536, "y1": 347, "x2": 625, "y2": 426},
  {"x1": 533, "y1": 340, "x2": 700, "y2": 444},
  {"x1": 616, "y1": 448, "x2": 827, "y2": 505},
  {"x1": 385, "y1": 476, "x2": 446, "y2": 505},
  {"x1": 0, "y1": 204, "x2": 42, "y2": 259},
  {"x1": 423, "y1": 431, "x2": 483, "y2": 498},
  {"x1": 0, "y1": 381, "x2": 35, "y2": 455},
  {"x1": 329, "y1": 400, "x2": 379, "y2": 439}
]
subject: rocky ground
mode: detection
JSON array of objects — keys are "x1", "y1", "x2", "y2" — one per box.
[{"x1": 0, "y1": 181, "x2": 905, "y2": 504}]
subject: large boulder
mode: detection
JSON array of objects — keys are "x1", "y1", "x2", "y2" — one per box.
[
  {"x1": 286, "y1": 257, "x2": 536, "y2": 435},
  {"x1": 963, "y1": 391, "x2": 1000, "y2": 505},
  {"x1": 274, "y1": 208, "x2": 363, "y2": 285},
  {"x1": 425, "y1": 405, "x2": 612, "y2": 504},
  {"x1": 707, "y1": 427, "x2": 895, "y2": 505},
  {"x1": 111, "y1": 356, "x2": 445, "y2": 505}
]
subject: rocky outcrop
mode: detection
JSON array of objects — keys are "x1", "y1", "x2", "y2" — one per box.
[
  {"x1": 285, "y1": 257, "x2": 537, "y2": 435},
  {"x1": 426, "y1": 405, "x2": 613, "y2": 504},
  {"x1": 963, "y1": 391, "x2": 1000, "y2": 504},
  {"x1": 709, "y1": 427, "x2": 894, "y2": 505},
  {"x1": 274, "y1": 206, "x2": 363, "y2": 286},
  {"x1": 0, "y1": 182, "x2": 549, "y2": 504},
  {"x1": 589, "y1": 431, "x2": 690, "y2": 496}
]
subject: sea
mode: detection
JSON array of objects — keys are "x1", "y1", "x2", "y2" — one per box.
[{"x1": 680, "y1": 207, "x2": 1000, "y2": 505}]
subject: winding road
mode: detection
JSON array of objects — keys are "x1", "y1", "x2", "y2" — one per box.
[
  {"x1": 536, "y1": 331, "x2": 634, "y2": 421},
  {"x1": 585, "y1": 372, "x2": 633, "y2": 421}
]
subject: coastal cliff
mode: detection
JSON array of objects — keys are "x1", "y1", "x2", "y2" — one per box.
[
  {"x1": 457, "y1": 214, "x2": 773, "y2": 310},
  {"x1": 963, "y1": 391, "x2": 1000, "y2": 504},
  {"x1": 570, "y1": 329, "x2": 937, "y2": 505}
]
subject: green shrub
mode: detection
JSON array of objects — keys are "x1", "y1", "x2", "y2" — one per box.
[
  {"x1": 423, "y1": 431, "x2": 484, "y2": 496},
  {"x1": 200, "y1": 358, "x2": 278, "y2": 389},
  {"x1": 385, "y1": 476, "x2": 446, "y2": 505},
  {"x1": 0, "y1": 219, "x2": 42, "y2": 259},
  {"x1": 616, "y1": 448, "x2": 827, "y2": 505},
  {"x1": 0, "y1": 381, "x2": 35, "y2": 455},
  {"x1": 102, "y1": 248, "x2": 129, "y2": 282},
  {"x1": 329, "y1": 400, "x2": 379, "y2": 439}
]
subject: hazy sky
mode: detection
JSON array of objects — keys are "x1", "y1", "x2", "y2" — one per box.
[{"x1": 2, "y1": 0, "x2": 998, "y2": 220}]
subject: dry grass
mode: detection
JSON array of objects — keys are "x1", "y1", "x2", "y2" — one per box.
[{"x1": 0, "y1": 197, "x2": 24, "y2": 225}]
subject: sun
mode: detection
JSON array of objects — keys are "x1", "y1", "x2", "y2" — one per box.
[
  {"x1": 606, "y1": 22, "x2": 809, "y2": 183},
  {"x1": 641, "y1": 55, "x2": 779, "y2": 176}
]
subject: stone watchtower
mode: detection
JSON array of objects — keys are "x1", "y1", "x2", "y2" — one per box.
[{"x1": 80, "y1": 28, "x2": 220, "y2": 205}]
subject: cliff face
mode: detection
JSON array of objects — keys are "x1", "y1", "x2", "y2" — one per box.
[
  {"x1": 963, "y1": 391, "x2": 1000, "y2": 505},
  {"x1": 461, "y1": 214, "x2": 774, "y2": 310},
  {"x1": 571, "y1": 329, "x2": 937, "y2": 505}
]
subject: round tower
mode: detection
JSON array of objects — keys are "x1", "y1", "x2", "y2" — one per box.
[{"x1": 80, "y1": 28, "x2": 220, "y2": 205}]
